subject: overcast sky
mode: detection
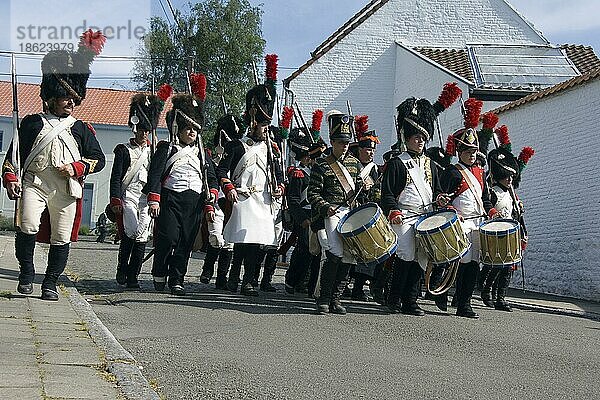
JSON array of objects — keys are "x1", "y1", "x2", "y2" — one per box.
[{"x1": 1, "y1": 0, "x2": 598, "y2": 88}]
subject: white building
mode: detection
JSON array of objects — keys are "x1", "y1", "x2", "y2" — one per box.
[
  {"x1": 284, "y1": 0, "x2": 599, "y2": 156},
  {"x1": 0, "y1": 81, "x2": 169, "y2": 228},
  {"x1": 284, "y1": 0, "x2": 600, "y2": 301},
  {"x1": 488, "y1": 69, "x2": 600, "y2": 302}
]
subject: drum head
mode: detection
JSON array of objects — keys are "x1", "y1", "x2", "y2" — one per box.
[
  {"x1": 480, "y1": 219, "x2": 518, "y2": 235},
  {"x1": 337, "y1": 203, "x2": 379, "y2": 235},
  {"x1": 415, "y1": 210, "x2": 456, "y2": 234}
]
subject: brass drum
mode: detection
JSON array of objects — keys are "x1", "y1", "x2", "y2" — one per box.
[
  {"x1": 415, "y1": 209, "x2": 470, "y2": 265},
  {"x1": 337, "y1": 203, "x2": 397, "y2": 267},
  {"x1": 479, "y1": 219, "x2": 522, "y2": 267}
]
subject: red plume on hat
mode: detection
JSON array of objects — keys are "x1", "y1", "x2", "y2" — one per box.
[
  {"x1": 265, "y1": 54, "x2": 278, "y2": 91},
  {"x1": 433, "y1": 82, "x2": 462, "y2": 113},
  {"x1": 463, "y1": 98, "x2": 483, "y2": 129},
  {"x1": 354, "y1": 115, "x2": 369, "y2": 138},
  {"x1": 280, "y1": 106, "x2": 294, "y2": 139},
  {"x1": 157, "y1": 84, "x2": 173, "y2": 104},
  {"x1": 311, "y1": 109, "x2": 324, "y2": 141},
  {"x1": 478, "y1": 112, "x2": 499, "y2": 157},
  {"x1": 517, "y1": 146, "x2": 534, "y2": 172},
  {"x1": 78, "y1": 29, "x2": 107, "y2": 64},
  {"x1": 495, "y1": 125, "x2": 511, "y2": 152},
  {"x1": 190, "y1": 73, "x2": 207, "y2": 102}
]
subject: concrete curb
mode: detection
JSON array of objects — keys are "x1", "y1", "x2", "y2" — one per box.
[
  {"x1": 507, "y1": 299, "x2": 600, "y2": 322},
  {"x1": 65, "y1": 285, "x2": 161, "y2": 400}
]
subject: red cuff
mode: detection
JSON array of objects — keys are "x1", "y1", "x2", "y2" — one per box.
[
  {"x1": 2, "y1": 172, "x2": 18, "y2": 187},
  {"x1": 488, "y1": 208, "x2": 498, "y2": 218},
  {"x1": 388, "y1": 210, "x2": 403, "y2": 221},
  {"x1": 148, "y1": 192, "x2": 160, "y2": 203},
  {"x1": 210, "y1": 189, "x2": 219, "y2": 200},
  {"x1": 278, "y1": 184, "x2": 285, "y2": 196},
  {"x1": 204, "y1": 205, "x2": 215, "y2": 213},
  {"x1": 71, "y1": 161, "x2": 86, "y2": 178},
  {"x1": 223, "y1": 183, "x2": 235, "y2": 195},
  {"x1": 446, "y1": 205, "x2": 456, "y2": 211},
  {"x1": 110, "y1": 197, "x2": 122, "y2": 207}
]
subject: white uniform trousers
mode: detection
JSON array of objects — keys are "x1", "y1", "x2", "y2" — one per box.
[
  {"x1": 19, "y1": 168, "x2": 77, "y2": 245},
  {"x1": 122, "y1": 194, "x2": 151, "y2": 243}
]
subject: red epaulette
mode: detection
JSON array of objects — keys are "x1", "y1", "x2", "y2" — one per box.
[{"x1": 85, "y1": 122, "x2": 96, "y2": 136}]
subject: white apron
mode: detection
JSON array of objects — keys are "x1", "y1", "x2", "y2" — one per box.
[{"x1": 223, "y1": 139, "x2": 276, "y2": 245}]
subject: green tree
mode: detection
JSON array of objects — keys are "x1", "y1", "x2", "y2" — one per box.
[{"x1": 133, "y1": 0, "x2": 265, "y2": 140}]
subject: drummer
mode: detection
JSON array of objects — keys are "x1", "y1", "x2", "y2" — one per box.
[
  {"x1": 482, "y1": 144, "x2": 534, "y2": 312},
  {"x1": 307, "y1": 111, "x2": 362, "y2": 315},
  {"x1": 440, "y1": 128, "x2": 497, "y2": 319},
  {"x1": 381, "y1": 97, "x2": 450, "y2": 316}
]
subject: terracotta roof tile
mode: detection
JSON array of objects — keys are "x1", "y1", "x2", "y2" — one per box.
[
  {"x1": 284, "y1": 0, "x2": 390, "y2": 84},
  {"x1": 561, "y1": 44, "x2": 600, "y2": 74},
  {"x1": 413, "y1": 47, "x2": 474, "y2": 81},
  {"x1": 0, "y1": 81, "x2": 170, "y2": 128},
  {"x1": 490, "y1": 67, "x2": 600, "y2": 115}
]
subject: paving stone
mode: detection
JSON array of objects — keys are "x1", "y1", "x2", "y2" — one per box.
[
  {"x1": 42, "y1": 365, "x2": 119, "y2": 399},
  {"x1": 0, "y1": 387, "x2": 41, "y2": 398},
  {"x1": 0, "y1": 367, "x2": 42, "y2": 388},
  {"x1": 39, "y1": 345, "x2": 102, "y2": 366}
]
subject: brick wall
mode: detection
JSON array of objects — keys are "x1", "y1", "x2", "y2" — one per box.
[
  {"x1": 287, "y1": 0, "x2": 547, "y2": 152},
  {"x1": 496, "y1": 78, "x2": 600, "y2": 301}
]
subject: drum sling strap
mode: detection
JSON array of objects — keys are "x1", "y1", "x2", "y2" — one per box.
[
  {"x1": 122, "y1": 146, "x2": 150, "y2": 190},
  {"x1": 399, "y1": 152, "x2": 432, "y2": 209},
  {"x1": 456, "y1": 164, "x2": 485, "y2": 215},
  {"x1": 326, "y1": 154, "x2": 355, "y2": 205}
]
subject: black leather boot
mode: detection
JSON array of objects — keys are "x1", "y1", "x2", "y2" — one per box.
[
  {"x1": 387, "y1": 258, "x2": 408, "y2": 313},
  {"x1": 116, "y1": 235, "x2": 134, "y2": 285},
  {"x1": 478, "y1": 264, "x2": 491, "y2": 292},
  {"x1": 215, "y1": 249, "x2": 232, "y2": 290},
  {"x1": 455, "y1": 261, "x2": 480, "y2": 319},
  {"x1": 201, "y1": 244, "x2": 220, "y2": 284},
  {"x1": 330, "y1": 262, "x2": 351, "y2": 315},
  {"x1": 494, "y1": 268, "x2": 513, "y2": 312},
  {"x1": 316, "y1": 251, "x2": 340, "y2": 314},
  {"x1": 15, "y1": 232, "x2": 36, "y2": 294},
  {"x1": 126, "y1": 241, "x2": 146, "y2": 289},
  {"x1": 480, "y1": 267, "x2": 499, "y2": 307},
  {"x1": 400, "y1": 262, "x2": 425, "y2": 316},
  {"x1": 351, "y1": 273, "x2": 369, "y2": 301},
  {"x1": 227, "y1": 245, "x2": 244, "y2": 292},
  {"x1": 450, "y1": 262, "x2": 464, "y2": 308},
  {"x1": 42, "y1": 243, "x2": 70, "y2": 301},
  {"x1": 260, "y1": 250, "x2": 278, "y2": 292}
]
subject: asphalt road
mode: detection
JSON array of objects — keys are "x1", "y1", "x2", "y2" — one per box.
[{"x1": 67, "y1": 238, "x2": 600, "y2": 400}]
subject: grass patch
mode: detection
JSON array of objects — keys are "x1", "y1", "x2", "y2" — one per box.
[{"x1": 0, "y1": 290, "x2": 12, "y2": 299}]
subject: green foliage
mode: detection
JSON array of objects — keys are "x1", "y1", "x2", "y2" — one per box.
[
  {"x1": 79, "y1": 225, "x2": 91, "y2": 236},
  {"x1": 0, "y1": 214, "x2": 15, "y2": 231},
  {"x1": 133, "y1": 0, "x2": 266, "y2": 143}
]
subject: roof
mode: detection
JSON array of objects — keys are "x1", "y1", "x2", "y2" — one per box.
[
  {"x1": 490, "y1": 67, "x2": 600, "y2": 114},
  {"x1": 283, "y1": 0, "x2": 390, "y2": 85},
  {"x1": 415, "y1": 44, "x2": 599, "y2": 91},
  {"x1": 413, "y1": 47, "x2": 474, "y2": 82},
  {"x1": 560, "y1": 44, "x2": 600, "y2": 74},
  {"x1": 0, "y1": 81, "x2": 170, "y2": 128}
]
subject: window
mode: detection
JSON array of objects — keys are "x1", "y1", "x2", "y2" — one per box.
[{"x1": 468, "y1": 45, "x2": 580, "y2": 91}]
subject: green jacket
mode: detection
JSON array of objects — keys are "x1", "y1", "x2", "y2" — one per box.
[{"x1": 307, "y1": 153, "x2": 362, "y2": 219}]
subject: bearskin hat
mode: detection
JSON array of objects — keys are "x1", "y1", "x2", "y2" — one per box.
[
  {"x1": 395, "y1": 82, "x2": 462, "y2": 143},
  {"x1": 166, "y1": 94, "x2": 204, "y2": 134},
  {"x1": 40, "y1": 30, "x2": 106, "y2": 106},
  {"x1": 214, "y1": 114, "x2": 245, "y2": 147},
  {"x1": 289, "y1": 127, "x2": 313, "y2": 161},
  {"x1": 488, "y1": 147, "x2": 519, "y2": 182},
  {"x1": 128, "y1": 94, "x2": 162, "y2": 132},
  {"x1": 327, "y1": 110, "x2": 353, "y2": 142}
]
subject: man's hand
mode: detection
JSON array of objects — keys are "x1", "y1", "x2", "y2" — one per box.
[
  {"x1": 149, "y1": 203, "x2": 160, "y2": 218},
  {"x1": 301, "y1": 219, "x2": 311, "y2": 229},
  {"x1": 57, "y1": 163, "x2": 75, "y2": 178},
  {"x1": 111, "y1": 205, "x2": 122, "y2": 215},
  {"x1": 389, "y1": 212, "x2": 403, "y2": 225},
  {"x1": 327, "y1": 206, "x2": 337, "y2": 217},
  {"x1": 273, "y1": 186, "x2": 283, "y2": 198},
  {"x1": 6, "y1": 181, "x2": 21, "y2": 200},
  {"x1": 206, "y1": 210, "x2": 215, "y2": 223},
  {"x1": 227, "y1": 188, "x2": 239, "y2": 203},
  {"x1": 436, "y1": 193, "x2": 451, "y2": 207},
  {"x1": 207, "y1": 191, "x2": 217, "y2": 204}
]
